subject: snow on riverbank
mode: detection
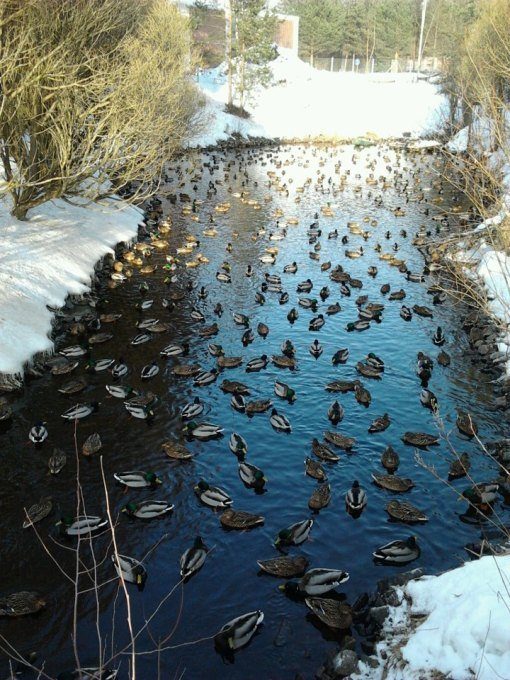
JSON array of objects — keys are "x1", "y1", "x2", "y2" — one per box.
[
  {"x1": 0, "y1": 195, "x2": 141, "y2": 376},
  {"x1": 188, "y1": 49, "x2": 447, "y2": 146},
  {"x1": 357, "y1": 554, "x2": 510, "y2": 680}
]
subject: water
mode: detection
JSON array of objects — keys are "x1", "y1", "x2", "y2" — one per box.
[{"x1": 0, "y1": 144, "x2": 506, "y2": 679}]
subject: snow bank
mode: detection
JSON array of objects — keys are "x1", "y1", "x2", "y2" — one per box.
[
  {"x1": 0, "y1": 194, "x2": 141, "y2": 376},
  {"x1": 189, "y1": 49, "x2": 447, "y2": 146},
  {"x1": 357, "y1": 555, "x2": 510, "y2": 680}
]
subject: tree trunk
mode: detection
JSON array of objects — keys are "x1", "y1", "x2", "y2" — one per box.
[{"x1": 225, "y1": 0, "x2": 233, "y2": 107}]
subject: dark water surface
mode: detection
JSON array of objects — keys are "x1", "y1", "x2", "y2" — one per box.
[{"x1": 0, "y1": 145, "x2": 505, "y2": 679}]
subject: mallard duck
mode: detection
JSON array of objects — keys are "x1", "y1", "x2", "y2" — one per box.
[
  {"x1": 401, "y1": 431, "x2": 439, "y2": 448},
  {"x1": 131, "y1": 332, "x2": 151, "y2": 346},
  {"x1": 229, "y1": 432, "x2": 247, "y2": 457},
  {"x1": 380, "y1": 283, "x2": 391, "y2": 295},
  {"x1": 220, "y1": 508, "x2": 264, "y2": 529},
  {"x1": 449, "y1": 452, "x2": 471, "y2": 479},
  {"x1": 274, "y1": 519, "x2": 313, "y2": 547},
  {"x1": 140, "y1": 361, "x2": 159, "y2": 380},
  {"x1": 106, "y1": 384, "x2": 137, "y2": 399},
  {"x1": 58, "y1": 377, "x2": 88, "y2": 395},
  {"x1": 162, "y1": 441, "x2": 193, "y2": 460},
  {"x1": 111, "y1": 358, "x2": 128, "y2": 379},
  {"x1": 208, "y1": 344, "x2": 223, "y2": 357},
  {"x1": 241, "y1": 328, "x2": 255, "y2": 346},
  {"x1": 272, "y1": 353, "x2": 296, "y2": 369},
  {"x1": 181, "y1": 397, "x2": 204, "y2": 421},
  {"x1": 61, "y1": 402, "x2": 99, "y2": 420},
  {"x1": 216, "y1": 271, "x2": 231, "y2": 283},
  {"x1": 324, "y1": 431, "x2": 355, "y2": 450},
  {"x1": 309, "y1": 339, "x2": 323, "y2": 358},
  {"x1": 180, "y1": 536, "x2": 208, "y2": 579},
  {"x1": 281, "y1": 339, "x2": 296, "y2": 357},
  {"x1": 345, "y1": 480, "x2": 367, "y2": 514},
  {"x1": 462, "y1": 483, "x2": 499, "y2": 510},
  {"x1": 456, "y1": 410, "x2": 478, "y2": 438},
  {"x1": 381, "y1": 445, "x2": 400, "y2": 473},
  {"x1": 183, "y1": 421, "x2": 223, "y2": 440},
  {"x1": 386, "y1": 500, "x2": 428, "y2": 523},
  {"x1": 274, "y1": 381, "x2": 296, "y2": 402},
  {"x1": 0, "y1": 592, "x2": 46, "y2": 617},
  {"x1": 319, "y1": 286, "x2": 330, "y2": 301},
  {"x1": 311, "y1": 438, "x2": 340, "y2": 462},
  {"x1": 246, "y1": 355, "x2": 268, "y2": 372},
  {"x1": 368, "y1": 413, "x2": 390, "y2": 433},
  {"x1": 298, "y1": 296, "x2": 317, "y2": 311},
  {"x1": 284, "y1": 262, "x2": 298, "y2": 273},
  {"x1": 48, "y1": 448, "x2": 66, "y2": 474},
  {"x1": 112, "y1": 554, "x2": 147, "y2": 589},
  {"x1": 297, "y1": 278, "x2": 313, "y2": 293},
  {"x1": 400, "y1": 305, "x2": 412, "y2": 321},
  {"x1": 388, "y1": 289, "x2": 406, "y2": 301},
  {"x1": 194, "y1": 480, "x2": 232, "y2": 509},
  {"x1": 325, "y1": 380, "x2": 357, "y2": 393},
  {"x1": 239, "y1": 461, "x2": 266, "y2": 490},
  {"x1": 246, "y1": 399, "x2": 273, "y2": 416},
  {"x1": 327, "y1": 400, "x2": 344, "y2": 425},
  {"x1": 23, "y1": 497, "x2": 53, "y2": 529},
  {"x1": 257, "y1": 322, "x2": 269, "y2": 337},
  {"x1": 326, "y1": 302, "x2": 341, "y2": 315},
  {"x1": 287, "y1": 307, "x2": 299, "y2": 323},
  {"x1": 214, "y1": 610, "x2": 264, "y2": 654},
  {"x1": 372, "y1": 473, "x2": 414, "y2": 492},
  {"x1": 305, "y1": 598, "x2": 352, "y2": 630},
  {"x1": 270, "y1": 408, "x2": 291, "y2": 432},
  {"x1": 412, "y1": 305, "x2": 433, "y2": 318},
  {"x1": 354, "y1": 383, "x2": 371, "y2": 406},
  {"x1": 257, "y1": 555, "x2": 308, "y2": 578},
  {"x1": 122, "y1": 500, "x2": 173, "y2": 519},
  {"x1": 114, "y1": 471, "x2": 161, "y2": 488},
  {"x1": 356, "y1": 362, "x2": 381, "y2": 380},
  {"x1": 194, "y1": 368, "x2": 219, "y2": 387},
  {"x1": 309, "y1": 314, "x2": 325, "y2": 331},
  {"x1": 331, "y1": 349, "x2": 349, "y2": 365},
  {"x1": 366, "y1": 353, "x2": 384, "y2": 370},
  {"x1": 437, "y1": 350, "x2": 451, "y2": 366},
  {"x1": 279, "y1": 568, "x2": 349, "y2": 596},
  {"x1": 50, "y1": 359, "x2": 79, "y2": 376},
  {"x1": 59, "y1": 344, "x2": 88, "y2": 358},
  {"x1": 86, "y1": 358, "x2": 115, "y2": 373},
  {"x1": 160, "y1": 342, "x2": 189, "y2": 358},
  {"x1": 231, "y1": 393, "x2": 246, "y2": 412},
  {"x1": 57, "y1": 515, "x2": 108, "y2": 536},
  {"x1": 373, "y1": 537, "x2": 420, "y2": 564},
  {"x1": 432, "y1": 326, "x2": 445, "y2": 346},
  {"x1": 198, "y1": 323, "x2": 219, "y2": 338},
  {"x1": 255, "y1": 291, "x2": 266, "y2": 305},
  {"x1": 221, "y1": 380, "x2": 250, "y2": 395},
  {"x1": 29, "y1": 421, "x2": 48, "y2": 445},
  {"x1": 173, "y1": 364, "x2": 201, "y2": 378},
  {"x1": 233, "y1": 312, "x2": 250, "y2": 326},
  {"x1": 308, "y1": 483, "x2": 331, "y2": 510},
  {"x1": 82, "y1": 432, "x2": 102, "y2": 456},
  {"x1": 305, "y1": 457, "x2": 327, "y2": 481},
  {"x1": 420, "y1": 389, "x2": 438, "y2": 411}
]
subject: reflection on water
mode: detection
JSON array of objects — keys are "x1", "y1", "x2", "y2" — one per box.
[{"x1": 0, "y1": 144, "x2": 505, "y2": 679}]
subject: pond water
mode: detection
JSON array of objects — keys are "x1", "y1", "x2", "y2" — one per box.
[{"x1": 0, "y1": 144, "x2": 506, "y2": 680}]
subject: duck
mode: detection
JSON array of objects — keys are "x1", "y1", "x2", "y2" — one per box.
[
  {"x1": 214, "y1": 610, "x2": 264, "y2": 654},
  {"x1": 231, "y1": 393, "x2": 246, "y2": 412},
  {"x1": 194, "y1": 368, "x2": 219, "y2": 387},
  {"x1": 274, "y1": 380, "x2": 296, "y2": 402},
  {"x1": 59, "y1": 344, "x2": 88, "y2": 358},
  {"x1": 257, "y1": 555, "x2": 309, "y2": 578},
  {"x1": 246, "y1": 399, "x2": 273, "y2": 416},
  {"x1": 279, "y1": 568, "x2": 349, "y2": 596},
  {"x1": 274, "y1": 519, "x2": 313, "y2": 547},
  {"x1": 48, "y1": 448, "x2": 66, "y2": 475},
  {"x1": 287, "y1": 307, "x2": 299, "y2": 323},
  {"x1": 366, "y1": 353, "x2": 384, "y2": 371},
  {"x1": 346, "y1": 320, "x2": 370, "y2": 332},
  {"x1": 281, "y1": 339, "x2": 296, "y2": 357},
  {"x1": 161, "y1": 441, "x2": 193, "y2": 460},
  {"x1": 308, "y1": 482, "x2": 331, "y2": 510},
  {"x1": 123, "y1": 500, "x2": 173, "y2": 519},
  {"x1": 420, "y1": 389, "x2": 438, "y2": 411},
  {"x1": 462, "y1": 483, "x2": 499, "y2": 510},
  {"x1": 297, "y1": 278, "x2": 313, "y2": 293},
  {"x1": 0, "y1": 592, "x2": 46, "y2": 617},
  {"x1": 124, "y1": 401, "x2": 155, "y2": 420},
  {"x1": 112, "y1": 358, "x2": 128, "y2": 379},
  {"x1": 456, "y1": 410, "x2": 478, "y2": 438},
  {"x1": 305, "y1": 598, "x2": 352, "y2": 630},
  {"x1": 373, "y1": 536, "x2": 420, "y2": 564},
  {"x1": 194, "y1": 480, "x2": 232, "y2": 509},
  {"x1": 356, "y1": 362, "x2": 382, "y2": 379},
  {"x1": 131, "y1": 332, "x2": 151, "y2": 346},
  {"x1": 332, "y1": 348, "x2": 349, "y2": 365},
  {"x1": 220, "y1": 508, "x2": 264, "y2": 530},
  {"x1": 372, "y1": 473, "x2": 414, "y2": 492},
  {"x1": 29, "y1": 421, "x2": 48, "y2": 444},
  {"x1": 449, "y1": 452, "x2": 471, "y2": 480},
  {"x1": 180, "y1": 536, "x2": 208, "y2": 579},
  {"x1": 354, "y1": 382, "x2": 371, "y2": 406},
  {"x1": 141, "y1": 361, "x2": 159, "y2": 380},
  {"x1": 160, "y1": 342, "x2": 189, "y2": 357},
  {"x1": 257, "y1": 322, "x2": 269, "y2": 338},
  {"x1": 61, "y1": 402, "x2": 99, "y2": 420},
  {"x1": 221, "y1": 380, "x2": 251, "y2": 395},
  {"x1": 304, "y1": 457, "x2": 327, "y2": 481},
  {"x1": 437, "y1": 350, "x2": 451, "y2": 366},
  {"x1": 401, "y1": 431, "x2": 439, "y2": 448},
  {"x1": 400, "y1": 305, "x2": 412, "y2": 321},
  {"x1": 432, "y1": 326, "x2": 446, "y2": 346},
  {"x1": 183, "y1": 421, "x2": 223, "y2": 440},
  {"x1": 246, "y1": 355, "x2": 268, "y2": 372},
  {"x1": 327, "y1": 400, "x2": 344, "y2": 425},
  {"x1": 386, "y1": 500, "x2": 428, "y2": 523},
  {"x1": 112, "y1": 554, "x2": 147, "y2": 589},
  {"x1": 326, "y1": 302, "x2": 341, "y2": 315},
  {"x1": 309, "y1": 314, "x2": 325, "y2": 331},
  {"x1": 238, "y1": 461, "x2": 267, "y2": 490},
  {"x1": 345, "y1": 480, "x2": 367, "y2": 514},
  {"x1": 368, "y1": 413, "x2": 390, "y2": 433},
  {"x1": 272, "y1": 355, "x2": 296, "y2": 370},
  {"x1": 381, "y1": 445, "x2": 400, "y2": 473},
  {"x1": 181, "y1": 397, "x2": 204, "y2": 420},
  {"x1": 233, "y1": 312, "x2": 250, "y2": 326},
  {"x1": 113, "y1": 471, "x2": 162, "y2": 488},
  {"x1": 208, "y1": 343, "x2": 223, "y2": 357},
  {"x1": 229, "y1": 432, "x2": 248, "y2": 457},
  {"x1": 284, "y1": 262, "x2": 298, "y2": 273},
  {"x1": 311, "y1": 438, "x2": 340, "y2": 462},
  {"x1": 57, "y1": 377, "x2": 88, "y2": 395},
  {"x1": 57, "y1": 515, "x2": 108, "y2": 536},
  {"x1": 82, "y1": 432, "x2": 102, "y2": 456},
  {"x1": 309, "y1": 339, "x2": 323, "y2": 358},
  {"x1": 242, "y1": 328, "x2": 255, "y2": 346},
  {"x1": 216, "y1": 271, "x2": 232, "y2": 283},
  {"x1": 23, "y1": 497, "x2": 53, "y2": 529},
  {"x1": 106, "y1": 384, "x2": 137, "y2": 399},
  {"x1": 270, "y1": 408, "x2": 291, "y2": 432}
]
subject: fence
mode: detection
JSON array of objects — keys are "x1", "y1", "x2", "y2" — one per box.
[{"x1": 312, "y1": 55, "x2": 443, "y2": 74}]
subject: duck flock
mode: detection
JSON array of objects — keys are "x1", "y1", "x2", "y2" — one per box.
[{"x1": 1, "y1": 143, "x2": 510, "y2": 678}]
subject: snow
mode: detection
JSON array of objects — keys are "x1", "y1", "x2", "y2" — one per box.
[
  {"x1": 0, "y1": 193, "x2": 141, "y2": 376},
  {"x1": 189, "y1": 49, "x2": 447, "y2": 146},
  {"x1": 356, "y1": 555, "x2": 510, "y2": 680}
]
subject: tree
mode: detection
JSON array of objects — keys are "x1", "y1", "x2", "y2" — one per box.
[
  {"x1": 280, "y1": 0, "x2": 344, "y2": 65},
  {"x1": 0, "y1": 0, "x2": 201, "y2": 220}
]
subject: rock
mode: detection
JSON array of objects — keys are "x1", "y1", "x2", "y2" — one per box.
[
  {"x1": 360, "y1": 653, "x2": 379, "y2": 669},
  {"x1": 380, "y1": 588, "x2": 402, "y2": 607},
  {"x1": 377, "y1": 568, "x2": 424, "y2": 593},
  {"x1": 332, "y1": 650, "x2": 359, "y2": 677},
  {"x1": 341, "y1": 635, "x2": 356, "y2": 652},
  {"x1": 369, "y1": 605, "x2": 390, "y2": 626},
  {"x1": 361, "y1": 639, "x2": 375, "y2": 655}
]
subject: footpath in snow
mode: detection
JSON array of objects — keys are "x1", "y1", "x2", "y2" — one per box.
[
  {"x1": 0, "y1": 194, "x2": 141, "y2": 377},
  {"x1": 189, "y1": 49, "x2": 447, "y2": 146}
]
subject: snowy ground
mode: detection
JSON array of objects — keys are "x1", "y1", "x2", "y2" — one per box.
[
  {"x1": 0, "y1": 194, "x2": 141, "y2": 376},
  {"x1": 356, "y1": 554, "x2": 510, "y2": 680},
  {"x1": 188, "y1": 49, "x2": 447, "y2": 146}
]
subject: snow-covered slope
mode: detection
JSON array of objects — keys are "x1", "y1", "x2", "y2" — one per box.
[
  {"x1": 0, "y1": 195, "x2": 141, "y2": 376},
  {"x1": 189, "y1": 49, "x2": 447, "y2": 145}
]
